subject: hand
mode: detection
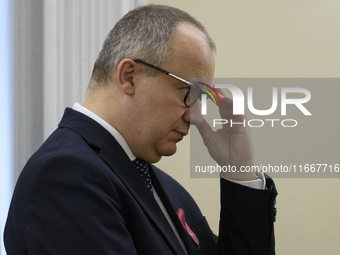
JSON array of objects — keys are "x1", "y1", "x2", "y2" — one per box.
[{"x1": 190, "y1": 89, "x2": 256, "y2": 180}]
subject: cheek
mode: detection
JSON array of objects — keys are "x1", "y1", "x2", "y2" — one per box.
[
  {"x1": 140, "y1": 110, "x2": 175, "y2": 143},
  {"x1": 135, "y1": 89, "x2": 184, "y2": 134}
]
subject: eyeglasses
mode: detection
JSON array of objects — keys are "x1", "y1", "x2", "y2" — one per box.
[{"x1": 133, "y1": 59, "x2": 202, "y2": 107}]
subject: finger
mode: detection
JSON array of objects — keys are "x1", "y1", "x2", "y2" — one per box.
[
  {"x1": 213, "y1": 87, "x2": 226, "y2": 97},
  {"x1": 193, "y1": 118, "x2": 215, "y2": 145},
  {"x1": 196, "y1": 82, "x2": 224, "y2": 107},
  {"x1": 201, "y1": 85, "x2": 232, "y2": 108},
  {"x1": 196, "y1": 84, "x2": 248, "y2": 123}
]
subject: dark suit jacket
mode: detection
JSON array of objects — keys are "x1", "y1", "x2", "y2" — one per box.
[{"x1": 4, "y1": 108, "x2": 277, "y2": 255}]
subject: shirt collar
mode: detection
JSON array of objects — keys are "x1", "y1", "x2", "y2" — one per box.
[{"x1": 72, "y1": 102, "x2": 136, "y2": 161}]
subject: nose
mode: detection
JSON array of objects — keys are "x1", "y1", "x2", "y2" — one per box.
[
  {"x1": 183, "y1": 100, "x2": 205, "y2": 126},
  {"x1": 183, "y1": 106, "x2": 191, "y2": 123}
]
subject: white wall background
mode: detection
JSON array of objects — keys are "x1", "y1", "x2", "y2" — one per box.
[{"x1": 44, "y1": 0, "x2": 147, "y2": 138}]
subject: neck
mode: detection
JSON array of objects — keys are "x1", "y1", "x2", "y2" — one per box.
[{"x1": 83, "y1": 81, "x2": 122, "y2": 130}]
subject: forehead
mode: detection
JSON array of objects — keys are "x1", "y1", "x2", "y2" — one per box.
[{"x1": 164, "y1": 22, "x2": 215, "y2": 80}]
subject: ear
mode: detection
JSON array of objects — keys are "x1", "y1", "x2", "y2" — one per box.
[{"x1": 116, "y1": 59, "x2": 137, "y2": 95}]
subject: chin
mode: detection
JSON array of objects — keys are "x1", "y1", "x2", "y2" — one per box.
[{"x1": 159, "y1": 144, "x2": 177, "y2": 157}]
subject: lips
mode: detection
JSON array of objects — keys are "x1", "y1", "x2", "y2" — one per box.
[{"x1": 174, "y1": 130, "x2": 188, "y2": 141}]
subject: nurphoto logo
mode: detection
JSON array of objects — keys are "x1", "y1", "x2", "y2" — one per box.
[{"x1": 199, "y1": 83, "x2": 312, "y2": 128}]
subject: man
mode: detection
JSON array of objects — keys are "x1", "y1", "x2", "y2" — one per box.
[{"x1": 4, "y1": 4, "x2": 277, "y2": 255}]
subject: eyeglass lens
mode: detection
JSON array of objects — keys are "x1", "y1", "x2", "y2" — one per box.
[{"x1": 185, "y1": 84, "x2": 202, "y2": 107}]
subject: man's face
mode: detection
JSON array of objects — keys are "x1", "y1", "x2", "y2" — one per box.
[{"x1": 128, "y1": 23, "x2": 215, "y2": 163}]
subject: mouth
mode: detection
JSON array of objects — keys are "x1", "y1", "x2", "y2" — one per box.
[{"x1": 174, "y1": 130, "x2": 188, "y2": 141}]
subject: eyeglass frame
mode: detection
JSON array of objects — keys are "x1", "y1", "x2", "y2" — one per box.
[{"x1": 133, "y1": 59, "x2": 201, "y2": 107}]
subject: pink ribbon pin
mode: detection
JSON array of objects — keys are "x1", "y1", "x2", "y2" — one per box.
[{"x1": 176, "y1": 208, "x2": 200, "y2": 248}]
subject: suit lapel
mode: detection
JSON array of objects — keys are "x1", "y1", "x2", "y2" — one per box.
[
  {"x1": 99, "y1": 146, "x2": 187, "y2": 255},
  {"x1": 149, "y1": 166, "x2": 200, "y2": 255},
  {"x1": 59, "y1": 108, "x2": 186, "y2": 255}
]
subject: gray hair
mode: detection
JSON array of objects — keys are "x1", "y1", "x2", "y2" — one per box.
[{"x1": 91, "y1": 4, "x2": 216, "y2": 83}]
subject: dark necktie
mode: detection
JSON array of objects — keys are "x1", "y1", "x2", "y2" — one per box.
[{"x1": 132, "y1": 158, "x2": 153, "y2": 193}]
